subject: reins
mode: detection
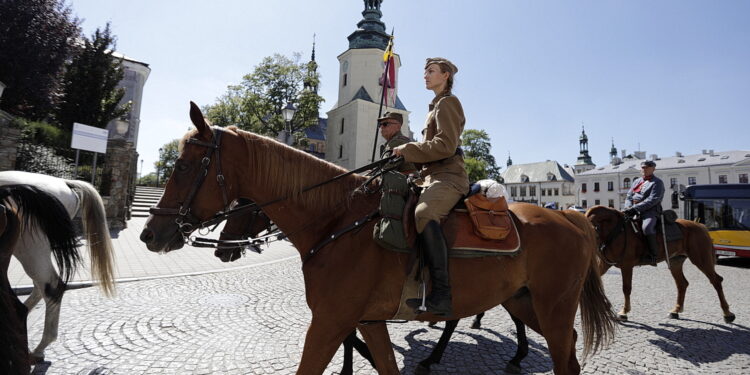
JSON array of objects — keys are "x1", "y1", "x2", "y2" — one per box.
[{"x1": 595, "y1": 212, "x2": 629, "y2": 266}]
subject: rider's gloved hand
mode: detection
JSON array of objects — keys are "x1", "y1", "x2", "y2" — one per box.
[{"x1": 622, "y1": 208, "x2": 638, "y2": 217}]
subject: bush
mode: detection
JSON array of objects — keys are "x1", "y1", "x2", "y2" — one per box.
[{"x1": 13, "y1": 118, "x2": 69, "y2": 148}]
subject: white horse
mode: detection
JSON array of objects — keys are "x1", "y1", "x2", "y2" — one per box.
[{"x1": 0, "y1": 171, "x2": 116, "y2": 362}]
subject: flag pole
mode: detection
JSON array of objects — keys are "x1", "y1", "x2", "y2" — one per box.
[{"x1": 371, "y1": 29, "x2": 395, "y2": 163}]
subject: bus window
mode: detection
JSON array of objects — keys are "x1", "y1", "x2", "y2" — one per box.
[
  {"x1": 729, "y1": 199, "x2": 750, "y2": 230},
  {"x1": 694, "y1": 199, "x2": 724, "y2": 230}
]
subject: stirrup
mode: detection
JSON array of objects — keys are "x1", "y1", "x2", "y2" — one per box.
[{"x1": 406, "y1": 281, "x2": 428, "y2": 313}]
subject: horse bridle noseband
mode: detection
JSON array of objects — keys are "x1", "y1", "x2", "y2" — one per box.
[
  {"x1": 149, "y1": 128, "x2": 231, "y2": 237},
  {"x1": 594, "y1": 213, "x2": 629, "y2": 266}
]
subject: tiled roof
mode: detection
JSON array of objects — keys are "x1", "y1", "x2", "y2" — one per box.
[
  {"x1": 304, "y1": 118, "x2": 327, "y2": 141},
  {"x1": 578, "y1": 150, "x2": 750, "y2": 176},
  {"x1": 351, "y1": 86, "x2": 374, "y2": 103},
  {"x1": 502, "y1": 160, "x2": 575, "y2": 183}
]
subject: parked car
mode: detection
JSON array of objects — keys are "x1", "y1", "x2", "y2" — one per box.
[{"x1": 568, "y1": 205, "x2": 586, "y2": 214}]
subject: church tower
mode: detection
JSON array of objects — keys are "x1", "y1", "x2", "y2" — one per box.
[
  {"x1": 325, "y1": 0, "x2": 410, "y2": 169},
  {"x1": 574, "y1": 125, "x2": 595, "y2": 174}
]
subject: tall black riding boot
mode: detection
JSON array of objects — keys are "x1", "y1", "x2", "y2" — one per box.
[
  {"x1": 407, "y1": 220, "x2": 453, "y2": 317},
  {"x1": 641, "y1": 234, "x2": 658, "y2": 266}
]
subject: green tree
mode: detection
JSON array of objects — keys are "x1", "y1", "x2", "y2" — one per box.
[
  {"x1": 55, "y1": 24, "x2": 129, "y2": 134},
  {"x1": 155, "y1": 140, "x2": 180, "y2": 185},
  {"x1": 462, "y1": 129, "x2": 501, "y2": 181},
  {"x1": 203, "y1": 53, "x2": 324, "y2": 144},
  {"x1": 0, "y1": 0, "x2": 80, "y2": 119}
]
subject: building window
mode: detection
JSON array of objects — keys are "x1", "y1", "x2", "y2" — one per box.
[
  {"x1": 594, "y1": 182, "x2": 600, "y2": 192},
  {"x1": 554, "y1": 188, "x2": 559, "y2": 196},
  {"x1": 541, "y1": 189, "x2": 546, "y2": 196},
  {"x1": 582, "y1": 200, "x2": 588, "y2": 209},
  {"x1": 688, "y1": 176, "x2": 697, "y2": 185},
  {"x1": 595, "y1": 199, "x2": 600, "y2": 206},
  {"x1": 719, "y1": 175, "x2": 728, "y2": 184},
  {"x1": 338, "y1": 145, "x2": 343, "y2": 159},
  {"x1": 608, "y1": 199, "x2": 614, "y2": 208},
  {"x1": 607, "y1": 181, "x2": 614, "y2": 191},
  {"x1": 511, "y1": 186, "x2": 517, "y2": 197},
  {"x1": 740, "y1": 174, "x2": 749, "y2": 184},
  {"x1": 340, "y1": 118, "x2": 345, "y2": 134},
  {"x1": 343, "y1": 74, "x2": 347, "y2": 87},
  {"x1": 529, "y1": 186, "x2": 536, "y2": 196},
  {"x1": 581, "y1": 183, "x2": 587, "y2": 193},
  {"x1": 623, "y1": 178, "x2": 631, "y2": 188},
  {"x1": 670, "y1": 177, "x2": 677, "y2": 189},
  {"x1": 520, "y1": 186, "x2": 527, "y2": 196}
]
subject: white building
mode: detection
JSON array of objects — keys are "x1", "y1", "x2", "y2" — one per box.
[
  {"x1": 502, "y1": 159, "x2": 577, "y2": 209},
  {"x1": 325, "y1": 0, "x2": 412, "y2": 170},
  {"x1": 105, "y1": 53, "x2": 151, "y2": 147},
  {"x1": 576, "y1": 149, "x2": 750, "y2": 216}
]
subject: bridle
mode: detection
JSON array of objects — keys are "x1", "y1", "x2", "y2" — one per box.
[
  {"x1": 149, "y1": 127, "x2": 231, "y2": 237},
  {"x1": 593, "y1": 211, "x2": 630, "y2": 266}
]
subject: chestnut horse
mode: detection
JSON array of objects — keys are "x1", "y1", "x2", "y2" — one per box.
[
  {"x1": 141, "y1": 103, "x2": 616, "y2": 374},
  {"x1": 586, "y1": 206, "x2": 735, "y2": 322}
]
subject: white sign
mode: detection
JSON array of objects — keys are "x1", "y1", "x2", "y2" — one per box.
[{"x1": 71, "y1": 122, "x2": 109, "y2": 154}]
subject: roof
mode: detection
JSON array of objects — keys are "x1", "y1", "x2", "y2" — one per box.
[
  {"x1": 351, "y1": 86, "x2": 374, "y2": 103},
  {"x1": 304, "y1": 117, "x2": 327, "y2": 141},
  {"x1": 578, "y1": 150, "x2": 750, "y2": 176},
  {"x1": 502, "y1": 160, "x2": 575, "y2": 183}
]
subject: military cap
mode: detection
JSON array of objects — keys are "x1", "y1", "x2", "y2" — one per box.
[
  {"x1": 641, "y1": 160, "x2": 656, "y2": 168},
  {"x1": 377, "y1": 111, "x2": 403, "y2": 125},
  {"x1": 425, "y1": 57, "x2": 458, "y2": 74}
]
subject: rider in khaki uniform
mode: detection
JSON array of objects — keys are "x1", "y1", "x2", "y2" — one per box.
[
  {"x1": 378, "y1": 112, "x2": 416, "y2": 173},
  {"x1": 393, "y1": 57, "x2": 469, "y2": 317}
]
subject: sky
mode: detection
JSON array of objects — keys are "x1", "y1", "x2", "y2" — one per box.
[{"x1": 67, "y1": 0, "x2": 750, "y2": 176}]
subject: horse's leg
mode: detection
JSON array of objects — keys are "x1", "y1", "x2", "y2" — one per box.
[
  {"x1": 416, "y1": 319, "x2": 459, "y2": 375},
  {"x1": 471, "y1": 311, "x2": 485, "y2": 329},
  {"x1": 685, "y1": 250, "x2": 735, "y2": 322},
  {"x1": 508, "y1": 312, "x2": 529, "y2": 374},
  {"x1": 340, "y1": 330, "x2": 375, "y2": 374},
  {"x1": 22, "y1": 286, "x2": 43, "y2": 310},
  {"x1": 617, "y1": 266, "x2": 633, "y2": 321},
  {"x1": 350, "y1": 329, "x2": 375, "y2": 368},
  {"x1": 297, "y1": 317, "x2": 357, "y2": 374},
  {"x1": 667, "y1": 256, "x2": 688, "y2": 319},
  {"x1": 357, "y1": 322, "x2": 399, "y2": 375},
  {"x1": 534, "y1": 293, "x2": 581, "y2": 375}
]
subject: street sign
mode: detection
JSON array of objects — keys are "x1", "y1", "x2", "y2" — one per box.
[{"x1": 71, "y1": 122, "x2": 109, "y2": 154}]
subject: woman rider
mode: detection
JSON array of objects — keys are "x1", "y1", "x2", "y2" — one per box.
[{"x1": 392, "y1": 57, "x2": 469, "y2": 317}]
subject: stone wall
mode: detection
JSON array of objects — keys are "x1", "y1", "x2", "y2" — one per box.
[
  {"x1": 0, "y1": 111, "x2": 20, "y2": 171},
  {"x1": 103, "y1": 139, "x2": 136, "y2": 229}
]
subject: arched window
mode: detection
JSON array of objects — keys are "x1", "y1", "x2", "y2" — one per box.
[{"x1": 623, "y1": 178, "x2": 631, "y2": 188}]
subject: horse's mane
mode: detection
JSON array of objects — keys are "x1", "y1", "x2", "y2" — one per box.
[{"x1": 228, "y1": 127, "x2": 369, "y2": 211}]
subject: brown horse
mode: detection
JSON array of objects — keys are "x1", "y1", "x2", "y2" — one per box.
[
  {"x1": 586, "y1": 205, "x2": 735, "y2": 322},
  {"x1": 141, "y1": 102, "x2": 616, "y2": 374}
]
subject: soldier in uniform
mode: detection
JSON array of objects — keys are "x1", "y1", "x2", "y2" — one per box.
[
  {"x1": 393, "y1": 57, "x2": 469, "y2": 317},
  {"x1": 377, "y1": 112, "x2": 416, "y2": 173},
  {"x1": 623, "y1": 160, "x2": 665, "y2": 266}
]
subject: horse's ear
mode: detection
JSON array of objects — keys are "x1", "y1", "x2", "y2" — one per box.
[{"x1": 189, "y1": 101, "x2": 213, "y2": 140}]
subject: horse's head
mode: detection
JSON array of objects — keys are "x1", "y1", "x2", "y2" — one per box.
[
  {"x1": 140, "y1": 102, "x2": 238, "y2": 252},
  {"x1": 585, "y1": 205, "x2": 624, "y2": 244},
  {"x1": 214, "y1": 198, "x2": 272, "y2": 262}
]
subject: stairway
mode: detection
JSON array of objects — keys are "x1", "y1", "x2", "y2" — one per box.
[{"x1": 131, "y1": 186, "x2": 164, "y2": 218}]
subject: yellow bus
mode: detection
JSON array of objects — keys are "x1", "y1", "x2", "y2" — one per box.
[{"x1": 682, "y1": 184, "x2": 750, "y2": 258}]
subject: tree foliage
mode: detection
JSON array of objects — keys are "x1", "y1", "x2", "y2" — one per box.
[
  {"x1": 55, "y1": 24, "x2": 129, "y2": 133},
  {"x1": 203, "y1": 53, "x2": 324, "y2": 144},
  {"x1": 0, "y1": 0, "x2": 80, "y2": 119},
  {"x1": 155, "y1": 139, "x2": 180, "y2": 185},
  {"x1": 462, "y1": 129, "x2": 501, "y2": 181}
]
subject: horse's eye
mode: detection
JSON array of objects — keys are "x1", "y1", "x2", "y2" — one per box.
[{"x1": 176, "y1": 162, "x2": 190, "y2": 173}]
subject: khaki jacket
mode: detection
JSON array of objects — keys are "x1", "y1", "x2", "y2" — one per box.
[
  {"x1": 398, "y1": 93, "x2": 469, "y2": 191},
  {"x1": 380, "y1": 131, "x2": 416, "y2": 173}
]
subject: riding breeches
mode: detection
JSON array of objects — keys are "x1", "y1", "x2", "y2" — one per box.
[
  {"x1": 641, "y1": 212, "x2": 657, "y2": 235},
  {"x1": 415, "y1": 179, "x2": 465, "y2": 233}
]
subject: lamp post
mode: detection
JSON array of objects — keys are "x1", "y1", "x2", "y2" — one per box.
[
  {"x1": 139, "y1": 159, "x2": 143, "y2": 180},
  {"x1": 156, "y1": 148, "x2": 163, "y2": 187},
  {"x1": 281, "y1": 102, "x2": 296, "y2": 146}
]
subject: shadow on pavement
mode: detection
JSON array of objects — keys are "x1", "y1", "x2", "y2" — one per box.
[
  {"x1": 619, "y1": 318, "x2": 750, "y2": 365},
  {"x1": 717, "y1": 257, "x2": 750, "y2": 269}
]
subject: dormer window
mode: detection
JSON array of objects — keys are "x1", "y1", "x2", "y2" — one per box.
[
  {"x1": 547, "y1": 173, "x2": 556, "y2": 181},
  {"x1": 521, "y1": 174, "x2": 529, "y2": 183}
]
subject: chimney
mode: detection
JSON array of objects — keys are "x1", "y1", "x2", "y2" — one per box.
[
  {"x1": 650, "y1": 154, "x2": 658, "y2": 160},
  {"x1": 621, "y1": 149, "x2": 627, "y2": 158},
  {"x1": 634, "y1": 151, "x2": 646, "y2": 159},
  {"x1": 702, "y1": 149, "x2": 708, "y2": 155},
  {"x1": 675, "y1": 151, "x2": 683, "y2": 157},
  {"x1": 709, "y1": 149, "x2": 715, "y2": 156}
]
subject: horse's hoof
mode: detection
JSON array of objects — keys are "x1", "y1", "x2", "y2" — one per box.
[
  {"x1": 471, "y1": 321, "x2": 482, "y2": 329},
  {"x1": 414, "y1": 363, "x2": 431, "y2": 375},
  {"x1": 617, "y1": 314, "x2": 628, "y2": 321},
  {"x1": 724, "y1": 314, "x2": 736, "y2": 323},
  {"x1": 31, "y1": 353, "x2": 45, "y2": 363},
  {"x1": 669, "y1": 312, "x2": 680, "y2": 319},
  {"x1": 505, "y1": 362, "x2": 522, "y2": 374},
  {"x1": 428, "y1": 321, "x2": 437, "y2": 328}
]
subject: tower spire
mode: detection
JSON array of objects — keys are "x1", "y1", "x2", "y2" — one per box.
[
  {"x1": 311, "y1": 33, "x2": 316, "y2": 62},
  {"x1": 347, "y1": 0, "x2": 389, "y2": 50}
]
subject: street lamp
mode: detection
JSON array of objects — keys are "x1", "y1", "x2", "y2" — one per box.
[
  {"x1": 281, "y1": 102, "x2": 296, "y2": 145},
  {"x1": 156, "y1": 148, "x2": 163, "y2": 187},
  {"x1": 139, "y1": 159, "x2": 144, "y2": 180}
]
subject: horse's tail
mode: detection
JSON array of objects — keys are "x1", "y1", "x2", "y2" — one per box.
[
  {"x1": 561, "y1": 210, "x2": 618, "y2": 360},
  {"x1": 65, "y1": 180, "x2": 116, "y2": 297},
  {"x1": 0, "y1": 185, "x2": 81, "y2": 285}
]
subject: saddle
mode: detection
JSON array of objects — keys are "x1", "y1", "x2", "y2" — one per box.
[{"x1": 631, "y1": 209, "x2": 683, "y2": 242}]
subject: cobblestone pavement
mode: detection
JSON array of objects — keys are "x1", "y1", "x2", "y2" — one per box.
[{"x1": 27, "y1": 257, "x2": 750, "y2": 374}]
